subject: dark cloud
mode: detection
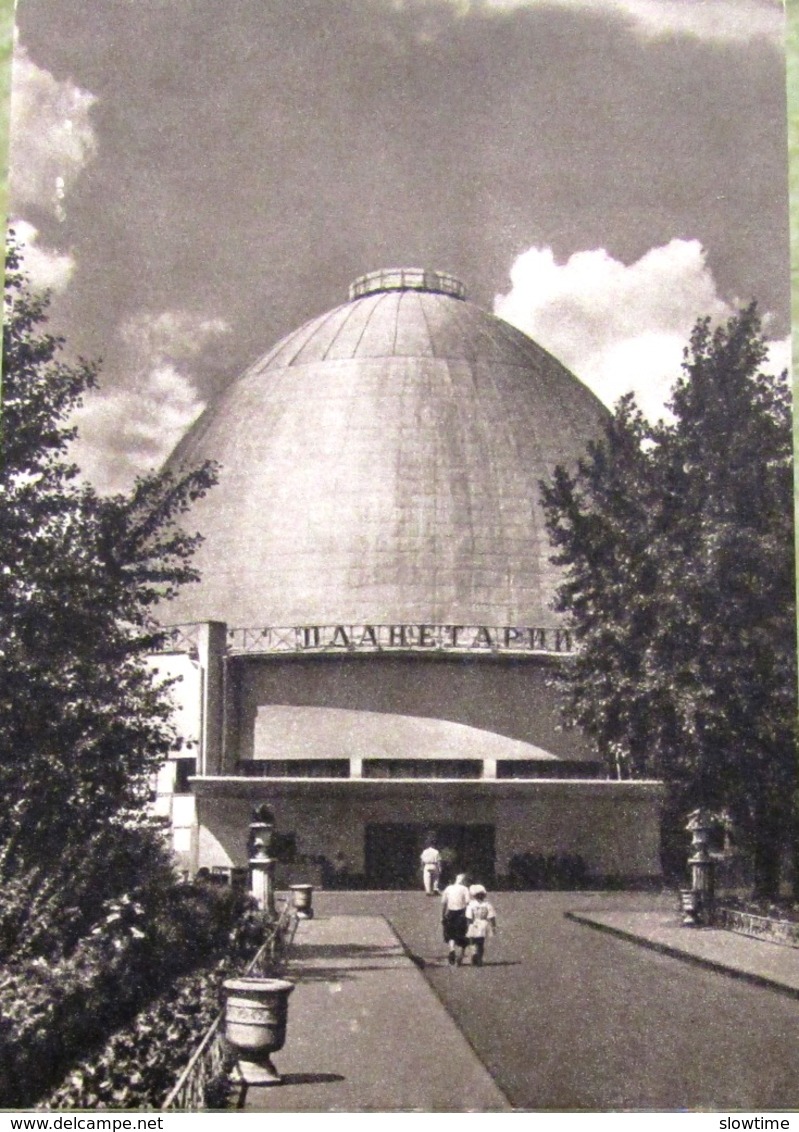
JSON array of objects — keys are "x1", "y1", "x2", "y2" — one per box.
[{"x1": 11, "y1": 0, "x2": 790, "y2": 483}]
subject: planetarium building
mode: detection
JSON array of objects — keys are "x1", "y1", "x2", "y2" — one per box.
[{"x1": 153, "y1": 268, "x2": 662, "y2": 887}]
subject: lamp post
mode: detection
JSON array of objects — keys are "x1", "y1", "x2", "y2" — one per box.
[{"x1": 683, "y1": 808, "x2": 716, "y2": 926}]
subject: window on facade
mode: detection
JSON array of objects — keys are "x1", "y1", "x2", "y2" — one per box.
[
  {"x1": 174, "y1": 757, "x2": 197, "y2": 792},
  {"x1": 496, "y1": 760, "x2": 605, "y2": 779},
  {"x1": 238, "y1": 759, "x2": 350, "y2": 778},
  {"x1": 362, "y1": 759, "x2": 481, "y2": 779}
]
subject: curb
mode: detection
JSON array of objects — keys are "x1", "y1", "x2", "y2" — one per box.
[
  {"x1": 564, "y1": 911, "x2": 799, "y2": 1002},
  {"x1": 382, "y1": 915, "x2": 515, "y2": 1111}
]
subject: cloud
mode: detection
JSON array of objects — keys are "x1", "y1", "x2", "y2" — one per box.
[
  {"x1": 765, "y1": 334, "x2": 791, "y2": 379},
  {"x1": 71, "y1": 311, "x2": 230, "y2": 494},
  {"x1": 494, "y1": 239, "x2": 739, "y2": 420},
  {"x1": 119, "y1": 310, "x2": 230, "y2": 360},
  {"x1": 9, "y1": 45, "x2": 97, "y2": 219},
  {"x1": 447, "y1": 0, "x2": 784, "y2": 45},
  {"x1": 10, "y1": 219, "x2": 75, "y2": 292}
]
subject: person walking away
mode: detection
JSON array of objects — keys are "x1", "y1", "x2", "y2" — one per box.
[
  {"x1": 465, "y1": 884, "x2": 496, "y2": 966},
  {"x1": 420, "y1": 841, "x2": 442, "y2": 894},
  {"x1": 440, "y1": 873, "x2": 471, "y2": 965}
]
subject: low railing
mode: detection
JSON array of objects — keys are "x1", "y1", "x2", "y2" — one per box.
[
  {"x1": 162, "y1": 900, "x2": 298, "y2": 1111},
  {"x1": 715, "y1": 905, "x2": 799, "y2": 949}
]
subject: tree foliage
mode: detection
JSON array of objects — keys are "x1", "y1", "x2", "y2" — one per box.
[
  {"x1": 0, "y1": 233, "x2": 217, "y2": 943},
  {"x1": 541, "y1": 304, "x2": 797, "y2": 897}
]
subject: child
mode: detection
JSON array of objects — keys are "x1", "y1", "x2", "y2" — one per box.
[{"x1": 465, "y1": 884, "x2": 496, "y2": 966}]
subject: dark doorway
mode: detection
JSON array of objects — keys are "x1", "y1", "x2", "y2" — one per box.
[{"x1": 364, "y1": 823, "x2": 495, "y2": 889}]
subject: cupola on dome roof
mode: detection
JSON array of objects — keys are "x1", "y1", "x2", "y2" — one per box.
[
  {"x1": 164, "y1": 268, "x2": 608, "y2": 629},
  {"x1": 348, "y1": 267, "x2": 466, "y2": 301}
]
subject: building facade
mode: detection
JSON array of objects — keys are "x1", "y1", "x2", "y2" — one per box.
[{"x1": 152, "y1": 268, "x2": 662, "y2": 886}]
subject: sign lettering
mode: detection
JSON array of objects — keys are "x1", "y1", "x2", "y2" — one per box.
[{"x1": 222, "y1": 623, "x2": 575, "y2": 657}]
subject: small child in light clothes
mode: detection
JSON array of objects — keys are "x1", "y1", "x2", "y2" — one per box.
[{"x1": 465, "y1": 884, "x2": 496, "y2": 966}]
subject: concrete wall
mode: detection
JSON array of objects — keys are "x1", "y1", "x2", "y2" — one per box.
[
  {"x1": 194, "y1": 780, "x2": 662, "y2": 880},
  {"x1": 224, "y1": 653, "x2": 593, "y2": 766}
]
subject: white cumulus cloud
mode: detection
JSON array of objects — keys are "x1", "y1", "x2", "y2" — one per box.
[
  {"x1": 494, "y1": 239, "x2": 786, "y2": 420},
  {"x1": 9, "y1": 219, "x2": 75, "y2": 291},
  {"x1": 765, "y1": 334, "x2": 791, "y2": 380},
  {"x1": 451, "y1": 0, "x2": 784, "y2": 45},
  {"x1": 9, "y1": 45, "x2": 97, "y2": 219},
  {"x1": 119, "y1": 310, "x2": 230, "y2": 360},
  {"x1": 72, "y1": 310, "x2": 230, "y2": 494}
]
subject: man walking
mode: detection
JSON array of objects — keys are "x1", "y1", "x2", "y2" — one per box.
[
  {"x1": 420, "y1": 839, "x2": 442, "y2": 894},
  {"x1": 440, "y1": 872, "x2": 471, "y2": 964}
]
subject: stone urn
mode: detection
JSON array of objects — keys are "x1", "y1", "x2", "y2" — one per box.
[
  {"x1": 223, "y1": 977, "x2": 295, "y2": 1085},
  {"x1": 290, "y1": 883, "x2": 314, "y2": 919}
]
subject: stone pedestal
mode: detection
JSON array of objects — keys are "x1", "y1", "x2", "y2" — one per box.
[
  {"x1": 685, "y1": 809, "x2": 716, "y2": 926},
  {"x1": 249, "y1": 805, "x2": 277, "y2": 917},
  {"x1": 250, "y1": 855, "x2": 276, "y2": 917}
]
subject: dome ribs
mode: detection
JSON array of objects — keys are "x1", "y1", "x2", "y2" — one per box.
[
  {"x1": 353, "y1": 291, "x2": 402, "y2": 357},
  {"x1": 440, "y1": 298, "x2": 536, "y2": 617},
  {"x1": 162, "y1": 272, "x2": 609, "y2": 629},
  {"x1": 435, "y1": 357, "x2": 479, "y2": 619},
  {"x1": 420, "y1": 292, "x2": 480, "y2": 362},
  {"x1": 322, "y1": 292, "x2": 384, "y2": 360},
  {"x1": 441, "y1": 293, "x2": 505, "y2": 364},
  {"x1": 254, "y1": 304, "x2": 341, "y2": 370},
  {"x1": 472, "y1": 355, "x2": 522, "y2": 619},
  {"x1": 414, "y1": 290, "x2": 438, "y2": 361},
  {"x1": 289, "y1": 302, "x2": 356, "y2": 366},
  {"x1": 392, "y1": 290, "x2": 436, "y2": 357},
  {"x1": 439, "y1": 300, "x2": 559, "y2": 621}
]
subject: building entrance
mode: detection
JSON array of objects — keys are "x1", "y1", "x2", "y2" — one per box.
[{"x1": 364, "y1": 823, "x2": 495, "y2": 889}]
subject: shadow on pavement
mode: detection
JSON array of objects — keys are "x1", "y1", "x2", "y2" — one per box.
[
  {"x1": 293, "y1": 942, "x2": 401, "y2": 959},
  {"x1": 235, "y1": 1073, "x2": 346, "y2": 1108},
  {"x1": 286, "y1": 962, "x2": 411, "y2": 981},
  {"x1": 408, "y1": 952, "x2": 522, "y2": 970}
]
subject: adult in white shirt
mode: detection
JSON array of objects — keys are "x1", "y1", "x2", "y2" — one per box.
[
  {"x1": 440, "y1": 873, "x2": 471, "y2": 965},
  {"x1": 420, "y1": 842, "x2": 442, "y2": 894}
]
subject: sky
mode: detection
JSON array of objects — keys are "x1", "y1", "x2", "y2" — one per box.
[{"x1": 7, "y1": 0, "x2": 791, "y2": 493}]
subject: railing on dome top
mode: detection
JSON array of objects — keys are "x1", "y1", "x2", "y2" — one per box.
[
  {"x1": 348, "y1": 267, "x2": 466, "y2": 301},
  {"x1": 225, "y1": 623, "x2": 575, "y2": 656},
  {"x1": 161, "y1": 899, "x2": 298, "y2": 1112}
]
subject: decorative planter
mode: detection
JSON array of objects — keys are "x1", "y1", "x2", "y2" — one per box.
[
  {"x1": 223, "y1": 977, "x2": 295, "y2": 1085},
  {"x1": 289, "y1": 884, "x2": 314, "y2": 919},
  {"x1": 679, "y1": 888, "x2": 701, "y2": 927}
]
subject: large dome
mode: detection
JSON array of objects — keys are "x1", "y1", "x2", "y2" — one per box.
[{"x1": 164, "y1": 268, "x2": 608, "y2": 628}]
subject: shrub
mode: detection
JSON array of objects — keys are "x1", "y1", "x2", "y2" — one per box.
[
  {"x1": 0, "y1": 882, "x2": 253, "y2": 1108},
  {"x1": 43, "y1": 960, "x2": 232, "y2": 1110},
  {"x1": 42, "y1": 901, "x2": 282, "y2": 1111},
  {"x1": 0, "y1": 817, "x2": 178, "y2": 964}
]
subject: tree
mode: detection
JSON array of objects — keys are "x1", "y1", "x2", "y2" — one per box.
[
  {"x1": 0, "y1": 233, "x2": 218, "y2": 952},
  {"x1": 541, "y1": 305, "x2": 797, "y2": 899}
]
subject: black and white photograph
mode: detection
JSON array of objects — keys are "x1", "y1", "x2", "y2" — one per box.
[{"x1": 0, "y1": 0, "x2": 796, "y2": 1117}]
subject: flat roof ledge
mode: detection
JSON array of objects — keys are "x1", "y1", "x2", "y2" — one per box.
[{"x1": 190, "y1": 776, "x2": 665, "y2": 800}]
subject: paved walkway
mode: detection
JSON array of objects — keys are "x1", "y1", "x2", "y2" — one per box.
[
  {"x1": 237, "y1": 897, "x2": 799, "y2": 1111},
  {"x1": 240, "y1": 912, "x2": 511, "y2": 1112},
  {"x1": 567, "y1": 907, "x2": 799, "y2": 998}
]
